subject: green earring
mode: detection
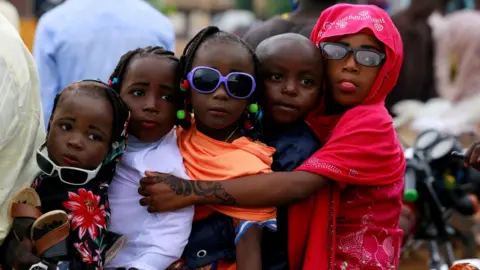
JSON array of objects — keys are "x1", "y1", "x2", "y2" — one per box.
[{"x1": 248, "y1": 103, "x2": 259, "y2": 114}]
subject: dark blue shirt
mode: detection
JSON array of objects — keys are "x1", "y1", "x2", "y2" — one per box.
[{"x1": 260, "y1": 121, "x2": 321, "y2": 270}]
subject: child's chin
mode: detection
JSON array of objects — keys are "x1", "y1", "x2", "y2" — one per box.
[{"x1": 270, "y1": 115, "x2": 301, "y2": 126}]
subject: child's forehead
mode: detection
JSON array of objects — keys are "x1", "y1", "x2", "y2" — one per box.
[
  {"x1": 129, "y1": 55, "x2": 177, "y2": 70},
  {"x1": 56, "y1": 89, "x2": 111, "y2": 113},
  {"x1": 124, "y1": 55, "x2": 177, "y2": 80},
  {"x1": 258, "y1": 40, "x2": 322, "y2": 69},
  {"x1": 60, "y1": 85, "x2": 103, "y2": 99}
]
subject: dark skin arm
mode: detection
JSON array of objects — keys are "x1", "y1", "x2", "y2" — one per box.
[
  {"x1": 138, "y1": 171, "x2": 327, "y2": 212},
  {"x1": 236, "y1": 226, "x2": 262, "y2": 270}
]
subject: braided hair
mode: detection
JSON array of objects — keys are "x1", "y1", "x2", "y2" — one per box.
[
  {"x1": 49, "y1": 80, "x2": 130, "y2": 146},
  {"x1": 108, "y1": 46, "x2": 180, "y2": 94},
  {"x1": 176, "y1": 26, "x2": 263, "y2": 139}
]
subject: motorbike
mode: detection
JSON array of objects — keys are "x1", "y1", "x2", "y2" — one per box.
[{"x1": 402, "y1": 129, "x2": 480, "y2": 270}]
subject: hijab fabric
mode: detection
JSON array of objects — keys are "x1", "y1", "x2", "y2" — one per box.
[{"x1": 287, "y1": 4, "x2": 406, "y2": 269}]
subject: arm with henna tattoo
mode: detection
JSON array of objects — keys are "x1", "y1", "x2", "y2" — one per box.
[
  {"x1": 159, "y1": 175, "x2": 236, "y2": 205},
  {"x1": 150, "y1": 171, "x2": 327, "y2": 208}
]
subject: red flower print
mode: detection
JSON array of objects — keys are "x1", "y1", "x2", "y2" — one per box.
[
  {"x1": 73, "y1": 241, "x2": 96, "y2": 263},
  {"x1": 62, "y1": 189, "x2": 106, "y2": 239}
]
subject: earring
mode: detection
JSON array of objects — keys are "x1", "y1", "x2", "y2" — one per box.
[
  {"x1": 248, "y1": 103, "x2": 258, "y2": 114},
  {"x1": 243, "y1": 120, "x2": 253, "y2": 130},
  {"x1": 180, "y1": 79, "x2": 189, "y2": 92},
  {"x1": 176, "y1": 109, "x2": 186, "y2": 120}
]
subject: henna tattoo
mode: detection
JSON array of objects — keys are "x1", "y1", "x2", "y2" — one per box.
[{"x1": 155, "y1": 175, "x2": 236, "y2": 205}]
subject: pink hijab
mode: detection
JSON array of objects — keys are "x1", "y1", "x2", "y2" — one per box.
[{"x1": 288, "y1": 4, "x2": 406, "y2": 269}]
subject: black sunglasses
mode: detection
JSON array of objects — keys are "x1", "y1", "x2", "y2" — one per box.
[{"x1": 320, "y1": 42, "x2": 386, "y2": 67}]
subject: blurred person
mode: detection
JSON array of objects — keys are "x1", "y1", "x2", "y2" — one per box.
[
  {"x1": 387, "y1": 0, "x2": 446, "y2": 115},
  {"x1": 0, "y1": 13, "x2": 45, "y2": 245},
  {"x1": 243, "y1": 0, "x2": 338, "y2": 49},
  {"x1": 33, "y1": 0, "x2": 175, "y2": 127},
  {"x1": 433, "y1": 9, "x2": 480, "y2": 102},
  {"x1": 367, "y1": 0, "x2": 390, "y2": 11},
  {"x1": 0, "y1": 0, "x2": 19, "y2": 31},
  {"x1": 211, "y1": 10, "x2": 260, "y2": 37},
  {"x1": 35, "y1": 0, "x2": 64, "y2": 18}
]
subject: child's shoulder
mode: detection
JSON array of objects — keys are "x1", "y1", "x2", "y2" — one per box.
[{"x1": 264, "y1": 122, "x2": 321, "y2": 172}]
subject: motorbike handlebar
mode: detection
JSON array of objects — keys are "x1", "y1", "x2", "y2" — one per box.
[{"x1": 404, "y1": 167, "x2": 418, "y2": 202}]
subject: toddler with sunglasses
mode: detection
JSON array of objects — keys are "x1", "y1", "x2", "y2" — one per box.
[
  {"x1": 5, "y1": 80, "x2": 130, "y2": 269},
  {"x1": 254, "y1": 33, "x2": 323, "y2": 269},
  {"x1": 105, "y1": 46, "x2": 194, "y2": 270},
  {"x1": 166, "y1": 26, "x2": 276, "y2": 270}
]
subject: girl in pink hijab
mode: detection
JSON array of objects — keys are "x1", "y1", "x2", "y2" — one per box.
[{"x1": 288, "y1": 4, "x2": 405, "y2": 269}]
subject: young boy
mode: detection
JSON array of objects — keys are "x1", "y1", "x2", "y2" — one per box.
[{"x1": 256, "y1": 33, "x2": 323, "y2": 270}]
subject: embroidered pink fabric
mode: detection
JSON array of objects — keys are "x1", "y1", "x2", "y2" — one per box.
[
  {"x1": 287, "y1": 4, "x2": 405, "y2": 270},
  {"x1": 335, "y1": 183, "x2": 403, "y2": 270}
]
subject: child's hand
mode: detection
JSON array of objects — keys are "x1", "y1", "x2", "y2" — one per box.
[
  {"x1": 138, "y1": 171, "x2": 197, "y2": 212},
  {"x1": 465, "y1": 141, "x2": 480, "y2": 170}
]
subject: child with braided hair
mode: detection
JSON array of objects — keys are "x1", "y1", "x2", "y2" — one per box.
[
  {"x1": 3, "y1": 80, "x2": 130, "y2": 269},
  {"x1": 164, "y1": 26, "x2": 276, "y2": 270},
  {"x1": 105, "y1": 46, "x2": 194, "y2": 270}
]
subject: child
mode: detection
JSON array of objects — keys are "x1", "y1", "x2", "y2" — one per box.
[
  {"x1": 169, "y1": 26, "x2": 276, "y2": 270},
  {"x1": 106, "y1": 46, "x2": 194, "y2": 270},
  {"x1": 138, "y1": 4, "x2": 406, "y2": 270},
  {"x1": 255, "y1": 33, "x2": 323, "y2": 269},
  {"x1": 7, "y1": 80, "x2": 130, "y2": 269}
]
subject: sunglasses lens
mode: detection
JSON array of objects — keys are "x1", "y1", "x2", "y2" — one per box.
[
  {"x1": 59, "y1": 168, "x2": 90, "y2": 185},
  {"x1": 192, "y1": 68, "x2": 220, "y2": 93},
  {"x1": 227, "y1": 74, "x2": 254, "y2": 99},
  {"x1": 36, "y1": 152, "x2": 54, "y2": 175},
  {"x1": 322, "y1": 43, "x2": 348, "y2": 60},
  {"x1": 355, "y1": 50, "x2": 382, "y2": 67}
]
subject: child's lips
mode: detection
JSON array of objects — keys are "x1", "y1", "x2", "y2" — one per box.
[
  {"x1": 338, "y1": 80, "x2": 358, "y2": 93},
  {"x1": 62, "y1": 155, "x2": 80, "y2": 166},
  {"x1": 141, "y1": 121, "x2": 158, "y2": 128},
  {"x1": 208, "y1": 107, "x2": 229, "y2": 116},
  {"x1": 274, "y1": 102, "x2": 298, "y2": 112}
]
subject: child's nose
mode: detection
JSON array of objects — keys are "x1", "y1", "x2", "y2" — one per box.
[
  {"x1": 343, "y1": 54, "x2": 358, "y2": 72},
  {"x1": 282, "y1": 80, "x2": 298, "y2": 96},
  {"x1": 143, "y1": 97, "x2": 159, "y2": 114},
  {"x1": 67, "y1": 134, "x2": 84, "y2": 150},
  {"x1": 212, "y1": 83, "x2": 229, "y2": 100}
]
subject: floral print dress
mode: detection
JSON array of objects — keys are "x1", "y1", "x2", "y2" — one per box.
[{"x1": 32, "y1": 172, "x2": 112, "y2": 269}]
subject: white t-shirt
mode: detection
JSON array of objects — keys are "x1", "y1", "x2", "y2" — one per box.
[{"x1": 107, "y1": 130, "x2": 194, "y2": 270}]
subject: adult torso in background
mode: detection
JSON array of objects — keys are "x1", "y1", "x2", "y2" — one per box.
[{"x1": 387, "y1": 10, "x2": 437, "y2": 115}]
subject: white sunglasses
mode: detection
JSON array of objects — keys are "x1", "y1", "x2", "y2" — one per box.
[{"x1": 36, "y1": 145, "x2": 102, "y2": 186}]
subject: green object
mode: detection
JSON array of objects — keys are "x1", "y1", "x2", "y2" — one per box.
[
  {"x1": 148, "y1": 0, "x2": 177, "y2": 15},
  {"x1": 266, "y1": 0, "x2": 291, "y2": 17},
  {"x1": 248, "y1": 103, "x2": 259, "y2": 113},
  {"x1": 176, "y1": 110, "x2": 186, "y2": 120},
  {"x1": 404, "y1": 189, "x2": 419, "y2": 202},
  {"x1": 236, "y1": 0, "x2": 253, "y2": 10},
  {"x1": 444, "y1": 174, "x2": 456, "y2": 190}
]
